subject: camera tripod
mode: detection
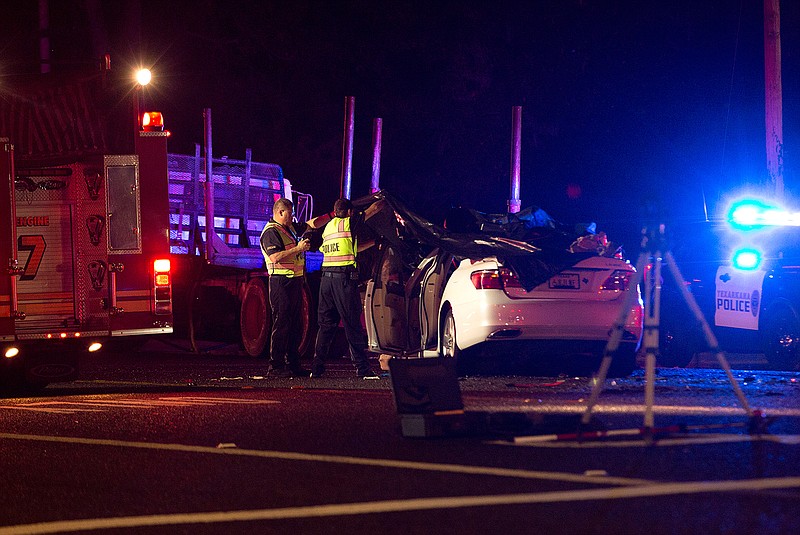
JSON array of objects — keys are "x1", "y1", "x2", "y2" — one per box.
[{"x1": 580, "y1": 224, "x2": 762, "y2": 439}]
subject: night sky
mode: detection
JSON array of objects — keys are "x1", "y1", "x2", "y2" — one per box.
[{"x1": 2, "y1": 1, "x2": 799, "y2": 247}]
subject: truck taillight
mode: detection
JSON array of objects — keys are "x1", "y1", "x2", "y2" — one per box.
[
  {"x1": 153, "y1": 258, "x2": 172, "y2": 314},
  {"x1": 154, "y1": 258, "x2": 171, "y2": 276},
  {"x1": 142, "y1": 111, "x2": 164, "y2": 131}
]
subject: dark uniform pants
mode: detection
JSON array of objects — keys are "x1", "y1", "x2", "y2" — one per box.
[
  {"x1": 313, "y1": 272, "x2": 370, "y2": 374},
  {"x1": 269, "y1": 275, "x2": 304, "y2": 371}
]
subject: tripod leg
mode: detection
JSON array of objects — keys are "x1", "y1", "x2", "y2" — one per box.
[
  {"x1": 643, "y1": 252, "x2": 663, "y2": 431},
  {"x1": 663, "y1": 251, "x2": 753, "y2": 417},
  {"x1": 581, "y1": 251, "x2": 648, "y2": 427}
]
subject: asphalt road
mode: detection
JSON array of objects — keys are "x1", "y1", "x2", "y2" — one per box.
[{"x1": 1, "y1": 341, "x2": 799, "y2": 534}]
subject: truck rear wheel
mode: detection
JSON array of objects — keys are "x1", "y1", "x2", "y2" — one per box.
[
  {"x1": 239, "y1": 278, "x2": 315, "y2": 359},
  {"x1": 240, "y1": 278, "x2": 271, "y2": 357},
  {"x1": 298, "y1": 282, "x2": 314, "y2": 358}
]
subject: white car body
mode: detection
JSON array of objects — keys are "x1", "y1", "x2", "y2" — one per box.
[
  {"x1": 364, "y1": 246, "x2": 643, "y2": 374},
  {"x1": 441, "y1": 255, "x2": 643, "y2": 350}
]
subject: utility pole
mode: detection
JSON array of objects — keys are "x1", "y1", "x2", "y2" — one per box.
[{"x1": 764, "y1": 0, "x2": 784, "y2": 200}]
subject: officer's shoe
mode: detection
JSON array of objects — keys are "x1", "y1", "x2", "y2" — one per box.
[
  {"x1": 357, "y1": 369, "x2": 380, "y2": 379},
  {"x1": 291, "y1": 368, "x2": 311, "y2": 378},
  {"x1": 310, "y1": 366, "x2": 325, "y2": 378},
  {"x1": 267, "y1": 367, "x2": 293, "y2": 378}
]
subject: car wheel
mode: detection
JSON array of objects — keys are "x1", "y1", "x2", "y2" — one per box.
[
  {"x1": 607, "y1": 347, "x2": 637, "y2": 377},
  {"x1": 657, "y1": 323, "x2": 702, "y2": 368},
  {"x1": 762, "y1": 300, "x2": 800, "y2": 371},
  {"x1": 440, "y1": 309, "x2": 460, "y2": 360}
]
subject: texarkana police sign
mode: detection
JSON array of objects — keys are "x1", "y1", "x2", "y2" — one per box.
[{"x1": 714, "y1": 267, "x2": 765, "y2": 330}]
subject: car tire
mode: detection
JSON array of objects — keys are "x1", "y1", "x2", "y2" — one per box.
[
  {"x1": 440, "y1": 308, "x2": 460, "y2": 361},
  {"x1": 657, "y1": 323, "x2": 702, "y2": 368},
  {"x1": 607, "y1": 347, "x2": 637, "y2": 377},
  {"x1": 761, "y1": 300, "x2": 800, "y2": 371}
]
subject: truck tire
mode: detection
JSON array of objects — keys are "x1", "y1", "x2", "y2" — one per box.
[
  {"x1": 240, "y1": 278, "x2": 271, "y2": 357},
  {"x1": 298, "y1": 282, "x2": 314, "y2": 358},
  {"x1": 761, "y1": 299, "x2": 800, "y2": 371},
  {"x1": 239, "y1": 278, "x2": 314, "y2": 359}
]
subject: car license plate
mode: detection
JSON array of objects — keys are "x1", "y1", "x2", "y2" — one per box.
[{"x1": 549, "y1": 273, "x2": 580, "y2": 289}]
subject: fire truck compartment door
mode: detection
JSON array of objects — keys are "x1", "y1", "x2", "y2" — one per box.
[
  {"x1": 106, "y1": 156, "x2": 142, "y2": 253},
  {"x1": 15, "y1": 203, "x2": 77, "y2": 329}
]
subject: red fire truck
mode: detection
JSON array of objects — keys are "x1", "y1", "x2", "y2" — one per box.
[{"x1": 0, "y1": 74, "x2": 173, "y2": 391}]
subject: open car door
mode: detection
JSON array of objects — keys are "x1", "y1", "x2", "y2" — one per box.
[
  {"x1": 365, "y1": 244, "x2": 410, "y2": 353},
  {"x1": 406, "y1": 249, "x2": 454, "y2": 354},
  {"x1": 365, "y1": 245, "x2": 453, "y2": 356}
]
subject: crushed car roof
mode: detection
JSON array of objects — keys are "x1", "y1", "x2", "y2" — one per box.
[{"x1": 348, "y1": 190, "x2": 622, "y2": 291}]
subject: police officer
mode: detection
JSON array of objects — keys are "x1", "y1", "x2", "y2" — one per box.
[
  {"x1": 312, "y1": 198, "x2": 384, "y2": 378},
  {"x1": 260, "y1": 198, "x2": 331, "y2": 377}
]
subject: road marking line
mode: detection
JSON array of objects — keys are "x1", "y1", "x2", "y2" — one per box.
[
  {"x1": 73, "y1": 379, "x2": 190, "y2": 388},
  {"x1": 488, "y1": 433, "x2": 800, "y2": 448},
  {"x1": 478, "y1": 403, "x2": 800, "y2": 418},
  {"x1": 0, "y1": 432, "x2": 651, "y2": 486},
  {"x1": 2, "y1": 477, "x2": 800, "y2": 534},
  {"x1": 0, "y1": 406, "x2": 104, "y2": 414},
  {"x1": 168, "y1": 396, "x2": 279, "y2": 405},
  {"x1": 5, "y1": 394, "x2": 799, "y2": 418},
  {"x1": 0, "y1": 397, "x2": 280, "y2": 414}
]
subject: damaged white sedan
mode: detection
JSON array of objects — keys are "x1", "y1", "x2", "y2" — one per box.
[{"x1": 358, "y1": 197, "x2": 643, "y2": 376}]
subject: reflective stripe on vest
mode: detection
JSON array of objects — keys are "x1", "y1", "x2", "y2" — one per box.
[
  {"x1": 321, "y1": 217, "x2": 356, "y2": 267},
  {"x1": 261, "y1": 221, "x2": 304, "y2": 277}
]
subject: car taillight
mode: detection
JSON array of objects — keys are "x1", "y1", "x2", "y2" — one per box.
[
  {"x1": 153, "y1": 258, "x2": 172, "y2": 314},
  {"x1": 499, "y1": 268, "x2": 522, "y2": 288},
  {"x1": 471, "y1": 270, "x2": 502, "y2": 289},
  {"x1": 600, "y1": 270, "x2": 634, "y2": 292},
  {"x1": 628, "y1": 302, "x2": 643, "y2": 328},
  {"x1": 470, "y1": 268, "x2": 521, "y2": 290}
]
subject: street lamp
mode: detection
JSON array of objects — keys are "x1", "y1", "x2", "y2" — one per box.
[
  {"x1": 135, "y1": 68, "x2": 152, "y2": 87},
  {"x1": 134, "y1": 68, "x2": 152, "y2": 134}
]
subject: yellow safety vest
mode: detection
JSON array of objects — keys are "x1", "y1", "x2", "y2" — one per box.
[
  {"x1": 261, "y1": 221, "x2": 304, "y2": 277},
  {"x1": 321, "y1": 217, "x2": 357, "y2": 268}
]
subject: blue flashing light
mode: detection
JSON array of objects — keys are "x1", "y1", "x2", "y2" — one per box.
[
  {"x1": 728, "y1": 198, "x2": 800, "y2": 229},
  {"x1": 732, "y1": 248, "x2": 762, "y2": 271}
]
